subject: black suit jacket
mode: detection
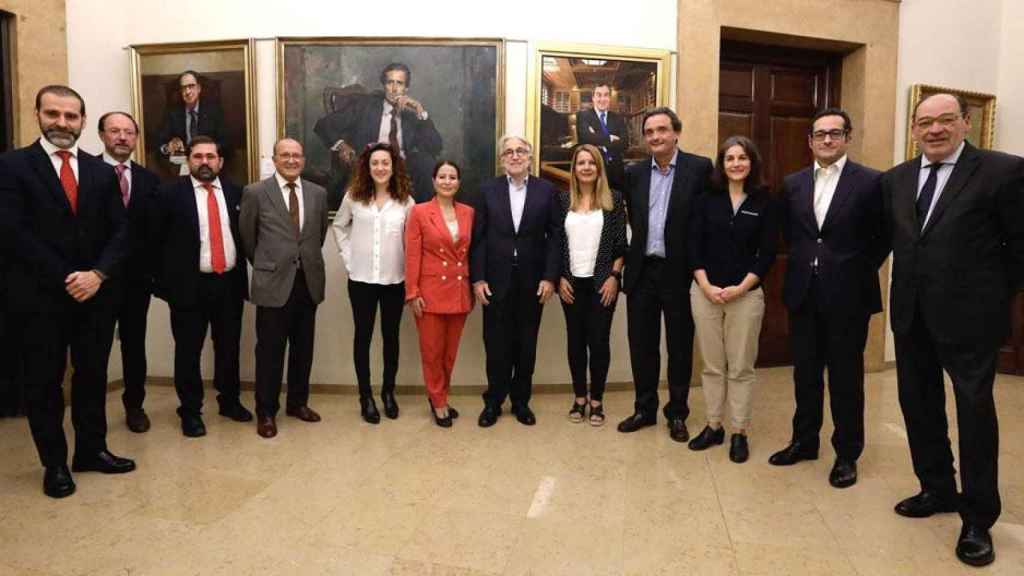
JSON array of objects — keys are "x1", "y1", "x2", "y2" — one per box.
[
  {"x1": 576, "y1": 109, "x2": 628, "y2": 160},
  {"x1": 0, "y1": 141, "x2": 128, "y2": 314},
  {"x1": 882, "y1": 142, "x2": 1024, "y2": 348},
  {"x1": 470, "y1": 176, "x2": 562, "y2": 301},
  {"x1": 149, "y1": 176, "x2": 248, "y2": 308},
  {"x1": 781, "y1": 159, "x2": 885, "y2": 316},
  {"x1": 622, "y1": 150, "x2": 713, "y2": 294},
  {"x1": 158, "y1": 99, "x2": 227, "y2": 153}
]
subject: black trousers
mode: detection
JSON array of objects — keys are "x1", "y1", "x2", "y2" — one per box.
[
  {"x1": 560, "y1": 276, "x2": 616, "y2": 401},
  {"x1": 169, "y1": 273, "x2": 243, "y2": 417},
  {"x1": 0, "y1": 306, "x2": 26, "y2": 417},
  {"x1": 22, "y1": 293, "x2": 116, "y2": 467},
  {"x1": 116, "y1": 272, "x2": 152, "y2": 413},
  {"x1": 895, "y1": 302, "x2": 1001, "y2": 529},
  {"x1": 347, "y1": 279, "x2": 404, "y2": 399},
  {"x1": 255, "y1": 273, "x2": 317, "y2": 417},
  {"x1": 626, "y1": 257, "x2": 694, "y2": 420},
  {"x1": 482, "y1": 266, "x2": 544, "y2": 408},
  {"x1": 788, "y1": 277, "x2": 868, "y2": 461}
]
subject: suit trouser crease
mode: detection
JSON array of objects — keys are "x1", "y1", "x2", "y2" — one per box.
[
  {"x1": 347, "y1": 279, "x2": 404, "y2": 398},
  {"x1": 560, "y1": 276, "x2": 616, "y2": 401},
  {"x1": 415, "y1": 312, "x2": 468, "y2": 408},
  {"x1": 255, "y1": 272, "x2": 318, "y2": 417},
  {"x1": 482, "y1": 266, "x2": 543, "y2": 408}
]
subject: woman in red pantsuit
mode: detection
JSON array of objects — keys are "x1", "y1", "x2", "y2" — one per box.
[{"x1": 405, "y1": 160, "x2": 474, "y2": 427}]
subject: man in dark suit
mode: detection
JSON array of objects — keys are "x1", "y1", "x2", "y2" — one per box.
[
  {"x1": 618, "y1": 107, "x2": 711, "y2": 442},
  {"x1": 149, "y1": 135, "x2": 252, "y2": 438},
  {"x1": 471, "y1": 135, "x2": 561, "y2": 427},
  {"x1": 158, "y1": 70, "x2": 227, "y2": 168},
  {"x1": 96, "y1": 111, "x2": 161, "y2": 434},
  {"x1": 576, "y1": 83, "x2": 629, "y2": 192},
  {"x1": 313, "y1": 62, "x2": 443, "y2": 203},
  {"x1": 240, "y1": 138, "x2": 328, "y2": 439},
  {"x1": 0, "y1": 85, "x2": 136, "y2": 498},
  {"x1": 883, "y1": 93, "x2": 1024, "y2": 568},
  {"x1": 768, "y1": 108, "x2": 886, "y2": 489}
]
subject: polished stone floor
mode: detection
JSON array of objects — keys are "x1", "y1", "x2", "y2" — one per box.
[{"x1": 2, "y1": 367, "x2": 1024, "y2": 575}]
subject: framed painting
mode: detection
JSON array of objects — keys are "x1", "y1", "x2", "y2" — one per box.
[{"x1": 905, "y1": 84, "x2": 996, "y2": 160}]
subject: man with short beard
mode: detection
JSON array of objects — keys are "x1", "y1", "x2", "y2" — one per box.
[
  {"x1": 148, "y1": 135, "x2": 252, "y2": 438},
  {"x1": 0, "y1": 85, "x2": 135, "y2": 499}
]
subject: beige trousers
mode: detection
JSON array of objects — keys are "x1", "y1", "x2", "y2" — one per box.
[{"x1": 689, "y1": 281, "x2": 765, "y2": 430}]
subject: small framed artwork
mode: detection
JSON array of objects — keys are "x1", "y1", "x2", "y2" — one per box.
[{"x1": 905, "y1": 84, "x2": 996, "y2": 160}]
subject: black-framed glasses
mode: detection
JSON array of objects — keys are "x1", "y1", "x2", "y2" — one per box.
[{"x1": 811, "y1": 129, "x2": 849, "y2": 142}]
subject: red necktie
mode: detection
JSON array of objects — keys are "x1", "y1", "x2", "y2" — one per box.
[
  {"x1": 56, "y1": 150, "x2": 78, "y2": 214},
  {"x1": 203, "y1": 183, "x2": 227, "y2": 274},
  {"x1": 115, "y1": 164, "x2": 130, "y2": 207}
]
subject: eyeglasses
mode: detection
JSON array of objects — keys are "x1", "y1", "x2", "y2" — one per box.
[
  {"x1": 913, "y1": 114, "x2": 962, "y2": 131},
  {"x1": 180, "y1": 83, "x2": 198, "y2": 92},
  {"x1": 104, "y1": 128, "x2": 137, "y2": 137},
  {"x1": 501, "y1": 147, "x2": 530, "y2": 158},
  {"x1": 275, "y1": 153, "x2": 304, "y2": 160},
  {"x1": 811, "y1": 129, "x2": 848, "y2": 142}
]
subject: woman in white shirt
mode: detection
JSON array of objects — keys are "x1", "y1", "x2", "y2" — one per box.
[
  {"x1": 557, "y1": 144, "x2": 627, "y2": 426},
  {"x1": 332, "y1": 143, "x2": 415, "y2": 424}
]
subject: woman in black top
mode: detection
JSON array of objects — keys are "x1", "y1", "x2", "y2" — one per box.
[
  {"x1": 687, "y1": 135, "x2": 778, "y2": 462},
  {"x1": 557, "y1": 144, "x2": 627, "y2": 426}
]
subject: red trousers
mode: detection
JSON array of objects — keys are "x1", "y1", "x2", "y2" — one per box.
[{"x1": 415, "y1": 312, "x2": 468, "y2": 408}]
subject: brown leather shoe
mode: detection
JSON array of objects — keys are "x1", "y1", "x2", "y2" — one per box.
[
  {"x1": 285, "y1": 405, "x2": 322, "y2": 422},
  {"x1": 257, "y1": 415, "x2": 277, "y2": 438}
]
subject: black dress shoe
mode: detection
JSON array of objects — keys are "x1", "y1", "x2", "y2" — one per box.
[
  {"x1": 511, "y1": 404, "x2": 536, "y2": 426},
  {"x1": 72, "y1": 450, "x2": 136, "y2": 474},
  {"x1": 360, "y1": 397, "x2": 381, "y2": 424},
  {"x1": 449, "y1": 406, "x2": 459, "y2": 419},
  {"x1": 956, "y1": 524, "x2": 994, "y2": 567},
  {"x1": 381, "y1": 392, "x2": 399, "y2": 419},
  {"x1": 668, "y1": 418, "x2": 689, "y2": 443},
  {"x1": 617, "y1": 412, "x2": 656, "y2": 433},
  {"x1": 894, "y1": 491, "x2": 958, "y2": 518},
  {"x1": 729, "y1": 434, "x2": 749, "y2": 463},
  {"x1": 43, "y1": 466, "x2": 76, "y2": 499},
  {"x1": 126, "y1": 409, "x2": 151, "y2": 433},
  {"x1": 181, "y1": 414, "x2": 207, "y2": 438},
  {"x1": 218, "y1": 403, "x2": 254, "y2": 422},
  {"x1": 829, "y1": 459, "x2": 858, "y2": 488},
  {"x1": 478, "y1": 404, "x2": 501, "y2": 428},
  {"x1": 768, "y1": 442, "x2": 818, "y2": 466},
  {"x1": 688, "y1": 426, "x2": 725, "y2": 451}
]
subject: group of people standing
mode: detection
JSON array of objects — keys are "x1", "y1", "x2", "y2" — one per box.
[{"x1": 1, "y1": 79, "x2": 1021, "y2": 569}]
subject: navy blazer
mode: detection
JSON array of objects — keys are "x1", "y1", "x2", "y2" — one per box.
[
  {"x1": 689, "y1": 189, "x2": 779, "y2": 289},
  {"x1": 470, "y1": 175, "x2": 562, "y2": 301},
  {"x1": 148, "y1": 176, "x2": 248, "y2": 308},
  {"x1": 781, "y1": 159, "x2": 885, "y2": 317},
  {"x1": 157, "y1": 99, "x2": 227, "y2": 154}
]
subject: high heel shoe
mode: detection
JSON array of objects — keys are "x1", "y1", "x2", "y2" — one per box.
[{"x1": 427, "y1": 398, "x2": 452, "y2": 428}]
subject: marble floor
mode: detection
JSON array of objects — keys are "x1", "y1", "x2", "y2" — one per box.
[{"x1": 2, "y1": 368, "x2": 1024, "y2": 575}]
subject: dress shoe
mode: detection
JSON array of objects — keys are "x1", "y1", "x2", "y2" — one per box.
[
  {"x1": 43, "y1": 466, "x2": 75, "y2": 499},
  {"x1": 449, "y1": 406, "x2": 460, "y2": 419},
  {"x1": 218, "y1": 403, "x2": 253, "y2": 422},
  {"x1": 257, "y1": 415, "x2": 277, "y2": 438},
  {"x1": 729, "y1": 434, "x2": 749, "y2": 463},
  {"x1": 360, "y1": 397, "x2": 381, "y2": 424},
  {"x1": 286, "y1": 405, "x2": 322, "y2": 422},
  {"x1": 478, "y1": 404, "x2": 501, "y2": 428},
  {"x1": 829, "y1": 459, "x2": 858, "y2": 489},
  {"x1": 768, "y1": 442, "x2": 818, "y2": 466},
  {"x1": 126, "y1": 409, "x2": 151, "y2": 433},
  {"x1": 688, "y1": 425, "x2": 725, "y2": 451},
  {"x1": 72, "y1": 450, "x2": 136, "y2": 474},
  {"x1": 511, "y1": 404, "x2": 536, "y2": 426},
  {"x1": 181, "y1": 414, "x2": 206, "y2": 438},
  {"x1": 956, "y1": 524, "x2": 994, "y2": 567},
  {"x1": 617, "y1": 412, "x2": 656, "y2": 433},
  {"x1": 668, "y1": 418, "x2": 689, "y2": 443},
  {"x1": 381, "y1": 391, "x2": 399, "y2": 419},
  {"x1": 894, "y1": 491, "x2": 958, "y2": 518}
]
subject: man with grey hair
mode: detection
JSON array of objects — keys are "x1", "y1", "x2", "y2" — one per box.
[{"x1": 471, "y1": 135, "x2": 561, "y2": 427}]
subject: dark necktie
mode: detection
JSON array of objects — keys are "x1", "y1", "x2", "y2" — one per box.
[
  {"x1": 916, "y1": 163, "x2": 942, "y2": 228},
  {"x1": 599, "y1": 111, "x2": 609, "y2": 134},
  {"x1": 388, "y1": 107, "x2": 400, "y2": 154},
  {"x1": 115, "y1": 163, "x2": 130, "y2": 207},
  {"x1": 56, "y1": 150, "x2": 78, "y2": 214},
  {"x1": 188, "y1": 110, "x2": 198, "y2": 144},
  {"x1": 287, "y1": 182, "x2": 300, "y2": 237}
]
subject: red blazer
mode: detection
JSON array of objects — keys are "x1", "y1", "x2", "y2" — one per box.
[{"x1": 405, "y1": 198, "x2": 474, "y2": 314}]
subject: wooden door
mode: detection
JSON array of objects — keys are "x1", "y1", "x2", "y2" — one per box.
[{"x1": 718, "y1": 41, "x2": 843, "y2": 366}]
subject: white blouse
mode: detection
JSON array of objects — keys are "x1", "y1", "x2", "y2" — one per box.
[
  {"x1": 332, "y1": 194, "x2": 415, "y2": 285},
  {"x1": 446, "y1": 218, "x2": 459, "y2": 242},
  {"x1": 565, "y1": 209, "x2": 604, "y2": 278}
]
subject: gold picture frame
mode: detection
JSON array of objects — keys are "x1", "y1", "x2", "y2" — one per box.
[
  {"x1": 905, "y1": 84, "x2": 996, "y2": 160},
  {"x1": 129, "y1": 39, "x2": 259, "y2": 184},
  {"x1": 526, "y1": 42, "x2": 672, "y2": 188}
]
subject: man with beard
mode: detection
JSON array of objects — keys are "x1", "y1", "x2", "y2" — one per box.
[
  {"x1": 149, "y1": 135, "x2": 252, "y2": 438},
  {"x1": 96, "y1": 111, "x2": 161, "y2": 433},
  {"x1": 0, "y1": 85, "x2": 135, "y2": 498}
]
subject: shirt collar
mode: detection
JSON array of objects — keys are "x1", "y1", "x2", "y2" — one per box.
[
  {"x1": 921, "y1": 141, "x2": 966, "y2": 169},
  {"x1": 102, "y1": 152, "x2": 130, "y2": 169},
  {"x1": 383, "y1": 100, "x2": 396, "y2": 115},
  {"x1": 186, "y1": 101, "x2": 200, "y2": 114},
  {"x1": 191, "y1": 176, "x2": 221, "y2": 190},
  {"x1": 275, "y1": 172, "x2": 301, "y2": 191},
  {"x1": 39, "y1": 137, "x2": 79, "y2": 159},
  {"x1": 651, "y1": 150, "x2": 678, "y2": 172},
  {"x1": 507, "y1": 174, "x2": 529, "y2": 189},
  {"x1": 814, "y1": 154, "x2": 847, "y2": 177}
]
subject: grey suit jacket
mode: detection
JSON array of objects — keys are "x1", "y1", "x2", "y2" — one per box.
[{"x1": 240, "y1": 175, "x2": 329, "y2": 307}]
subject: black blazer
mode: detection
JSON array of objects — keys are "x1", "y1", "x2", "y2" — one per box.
[
  {"x1": 157, "y1": 99, "x2": 227, "y2": 152},
  {"x1": 149, "y1": 176, "x2": 248, "y2": 308},
  {"x1": 470, "y1": 176, "x2": 562, "y2": 301},
  {"x1": 882, "y1": 142, "x2": 1024, "y2": 348},
  {"x1": 781, "y1": 160, "x2": 885, "y2": 316},
  {"x1": 0, "y1": 140, "x2": 128, "y2": 313},
  {"x1": 622, "y1": 150, "x2": 713, "y2": 293},
  {"x1": 558, "y1": 189, "x2": 627, "y2": 290},
  {"x1": 689, "y1": 189, "x2": 778, "y2": 289}
]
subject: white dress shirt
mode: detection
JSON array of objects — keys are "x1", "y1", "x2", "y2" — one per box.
[
  {"x1": 332, "y1": 194, "x2": 415, "y2": 285},
  {"x1": 813, "y1": 154, "x2": 847, "y2": 229},
  {"x1": 566, "y1": 209, "x2": 604, "y2": 278},
  {"x1": 39, "y1": 137, "x2": 79, "y2": 181},
  {"x1": 917, "y1": 141, "x2": 965, "y2": 228},
  {"x1": 508, "y1": 175, "x2": 528, "y2": 232},
  {"x1": 191, "y1": 176, "x2": 238, "y2": 273},
  {"x1": 275, "y1": 172, "x2": 305, "y2": 231},
  {"x1": 102, "y1": 152, "x2": 132, "y2": 202}
]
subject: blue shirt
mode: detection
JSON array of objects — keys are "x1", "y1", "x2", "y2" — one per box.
[{"x1": 645, "y1": 150, "x2": 677, "y2": 257}]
